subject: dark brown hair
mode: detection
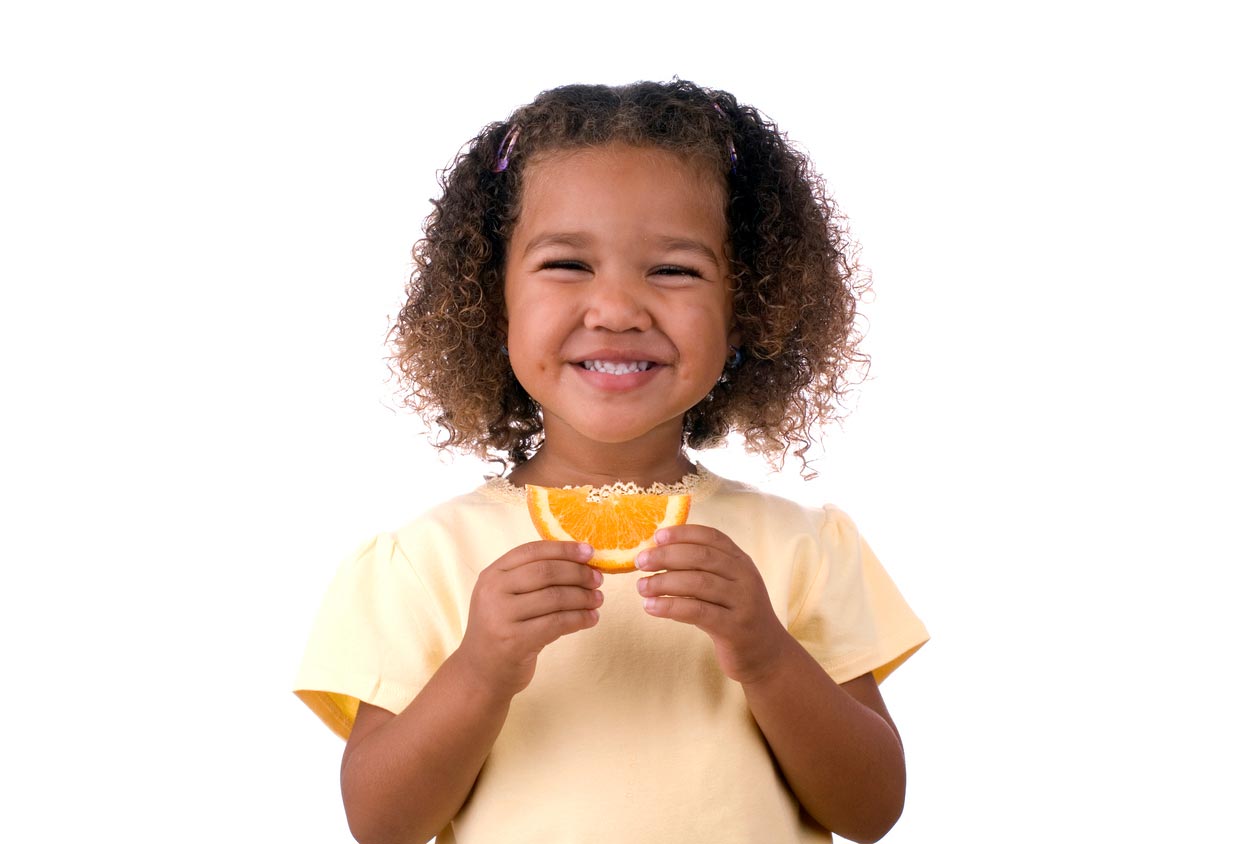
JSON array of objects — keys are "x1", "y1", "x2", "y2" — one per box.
[{"x1": 390, "y1": 80, "x2": 868, "y2": 471}]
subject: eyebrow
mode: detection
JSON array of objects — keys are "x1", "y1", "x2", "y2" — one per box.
[
  {"x1": 653, "y1": 237, "x2": 722, "y2": 269},
  {"x1": 522, "y1": 232, "x2": 722, "y2": 268},
  {"x1": 521, "y1": 232, "x2": 590, "y2": 257}
]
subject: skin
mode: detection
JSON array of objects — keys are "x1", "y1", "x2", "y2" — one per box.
[
  {"x1": 501, "y1": 143, "x2": 739, "y2": 489},
  {"x1": 340, "y1": 144, "x2": 906, "y2": 844}
]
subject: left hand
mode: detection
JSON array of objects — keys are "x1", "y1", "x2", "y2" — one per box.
[{"x1": 635, "y1": 524, "x2": 792, "y2": 684}]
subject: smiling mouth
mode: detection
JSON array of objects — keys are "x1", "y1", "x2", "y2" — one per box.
[{"x1": 578, "y1": 360, "x2": 655, "y2": 375}]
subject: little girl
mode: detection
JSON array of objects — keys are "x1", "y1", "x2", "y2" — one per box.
[{"x1": 295, "y1": 80, "x2": 928, "y2": 844}]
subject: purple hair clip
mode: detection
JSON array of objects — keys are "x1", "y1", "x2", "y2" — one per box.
[
  {"x1": 712, "y1": 103, "x2": 738, "y2": 175},
  {"x1": 492, "y1": 125, "x2": 521, "y2": 173}
]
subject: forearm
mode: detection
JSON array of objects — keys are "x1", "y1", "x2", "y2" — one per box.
[
  {"x1": 340, "y1": 649, "x2": 512, "y2": 844},
  {"x1": 742, "y1": 635, "x2": 906, "y2": 844}
]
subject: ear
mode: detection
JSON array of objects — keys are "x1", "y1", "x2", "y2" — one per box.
[{"x1": 727, "y1": 323, "x2": 742, "y2": 348}]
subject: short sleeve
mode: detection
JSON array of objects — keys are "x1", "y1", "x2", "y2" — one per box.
[
  {"x1": 788, "y1": 507, "x2": 929, "y2": 684},
  {"x1": 293, "y1": 533, "x2": 459, "y2": 739}
]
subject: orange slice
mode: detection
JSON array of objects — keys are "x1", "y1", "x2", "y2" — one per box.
[{"x1": 526, "y1": 484, "x2": 691, "y2": 574}]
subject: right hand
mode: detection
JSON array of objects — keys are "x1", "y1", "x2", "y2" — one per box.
[{"x1": 457, "y1": 540, "x2": 603, "y2": 698}]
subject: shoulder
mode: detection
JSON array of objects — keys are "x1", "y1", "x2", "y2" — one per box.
[
  {"x1": 693, "y1": 469, "x2": 868, "y2": 593},
  {"x1": 395, "y1": 480, "x2": 523, "y2": 531},
  {"x1": 385, "y1": 479, "x2": 532, "y2": 574},
  {"x1": 697, "y1": 469, "x2": 844, "y2": 537}
]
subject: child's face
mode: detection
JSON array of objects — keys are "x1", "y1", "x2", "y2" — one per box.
[{"x1": 503, "y1": 143, "x2": 737, "y2": 455}]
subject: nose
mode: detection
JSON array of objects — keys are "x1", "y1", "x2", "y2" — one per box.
[{"x1": 582, "y1": 270, "x2": 653, "y2": 332}]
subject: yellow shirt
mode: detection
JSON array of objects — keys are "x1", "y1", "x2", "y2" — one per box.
[{"x1": 294, "y1": 468, "x2": 928, "y2": 843}]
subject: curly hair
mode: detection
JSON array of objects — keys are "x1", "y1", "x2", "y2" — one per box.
[{"x1": 389, "y1": 80, "x2": 868, "y2": 472}]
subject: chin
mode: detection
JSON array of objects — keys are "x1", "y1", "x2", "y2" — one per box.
[{"x1": 565, "y1": 415, "x2": 684, "y2": 447}]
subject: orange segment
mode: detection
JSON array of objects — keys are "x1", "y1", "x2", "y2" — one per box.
[{"x1": 526, "y1": 484, "x2": 691, "y2": 574}]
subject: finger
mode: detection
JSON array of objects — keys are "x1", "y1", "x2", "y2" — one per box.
[
  {"x1": 642, "y1": 595, "x2": 727, "y2": 635},
  {"x1": 507, "y1": 557, "x2": 604, "y2": 595},
  {"x1": 635, "y1": 541, "x2": 739, "y2": 577},
  {"x1": 524, "y1": 607, "x2": 601, "y2": 647},
  {"x1": 652, "y1": 524, "x2": 741, "y2": 554},
  {"x1": 512, "y1": 583, "x2": 604, "y2": 622},
  {"x1": 637, "y1": 570, "x2": 734, "y2": 608},
  {"x1": 499, "y1": 541, "x2": 594, "y2": 572}
]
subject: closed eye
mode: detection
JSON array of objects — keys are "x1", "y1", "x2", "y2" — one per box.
[
  {"x1": 652, "y1": 265, "x2": 703, "y2": 278},
  {"x1": 539, "y1": 260, "x2": 590, "y2": 272}
]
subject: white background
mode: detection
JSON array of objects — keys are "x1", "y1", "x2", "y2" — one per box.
[{"x1": 2, "y1": 1, "x2": 1239, "y2": 841}]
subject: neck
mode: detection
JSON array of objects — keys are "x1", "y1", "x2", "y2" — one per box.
[{"x1": 507, "y1": 421, "x2": 694, "y2": 489}]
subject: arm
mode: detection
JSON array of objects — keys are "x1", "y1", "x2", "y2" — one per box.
[
  {"x1": 340, "y1": 540, "x2": 602, "y2": 844},
  {"x1": 741, "y1": 648, "x2": 905, "y2": 843},
  {"x1": 636, "y1": 526, "x2": 906, "y2": 843},
  {"x1": 341, "y1": 657, "x2": 509, "y2": 844}
]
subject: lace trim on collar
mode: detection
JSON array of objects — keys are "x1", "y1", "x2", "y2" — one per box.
[{"x1": 479, "y1": 465, "x2": 720, "y2": 505}]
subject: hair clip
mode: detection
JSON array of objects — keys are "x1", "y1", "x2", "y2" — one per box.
[
  {"x1": 712, "y1": 103, "x2": 738, "y2": 175},
  {"x1": 492, "y1": 125, "x2": 521, "y2": 173}
]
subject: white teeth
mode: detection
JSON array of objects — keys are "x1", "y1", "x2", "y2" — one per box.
[{"x1": 581, "y1": 360, "x2": 653, "y2": 375}]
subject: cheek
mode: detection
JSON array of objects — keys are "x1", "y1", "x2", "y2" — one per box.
[
  {"x1": 695, "y1": 302, "x2": 735, "y2": 346},
  {"x1": 673, "y1": 308, "x2": 732, "y2": 379},
  {"x1": 505, "y1": 313, "x2": 558, "y2": 380}
]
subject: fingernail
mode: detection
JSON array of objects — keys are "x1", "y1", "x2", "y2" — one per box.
[
  {"x1": 643, "y1": 597, "x2": 658, "y2": 613},
  {"x1": 579, "y1": 543, "x2": 594, "y2": 560},
  {"x1": 636, "y1": 577, "x2": 648, "y2": 595},
  {"x1": 592, "y1": 569, "x2": 603, "y2": 586},
  {"x1": 654, "y1": 529, "x2": 669, "y2": 544},
  {"x1": 635, "y1": 550, "x2": 650, "y2": 570}
]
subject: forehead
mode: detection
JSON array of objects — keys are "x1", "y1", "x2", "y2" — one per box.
[{"x1": 515, "y1": 144, "x2": 728, "y2": 231}]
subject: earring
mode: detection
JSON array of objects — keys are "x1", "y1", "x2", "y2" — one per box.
[
  {"x1": 718, "y1": 345, "x2": 743, "y2": 385},
  {"x1": 501, "y1": 344, "x2": 509, "y2": 357}
]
